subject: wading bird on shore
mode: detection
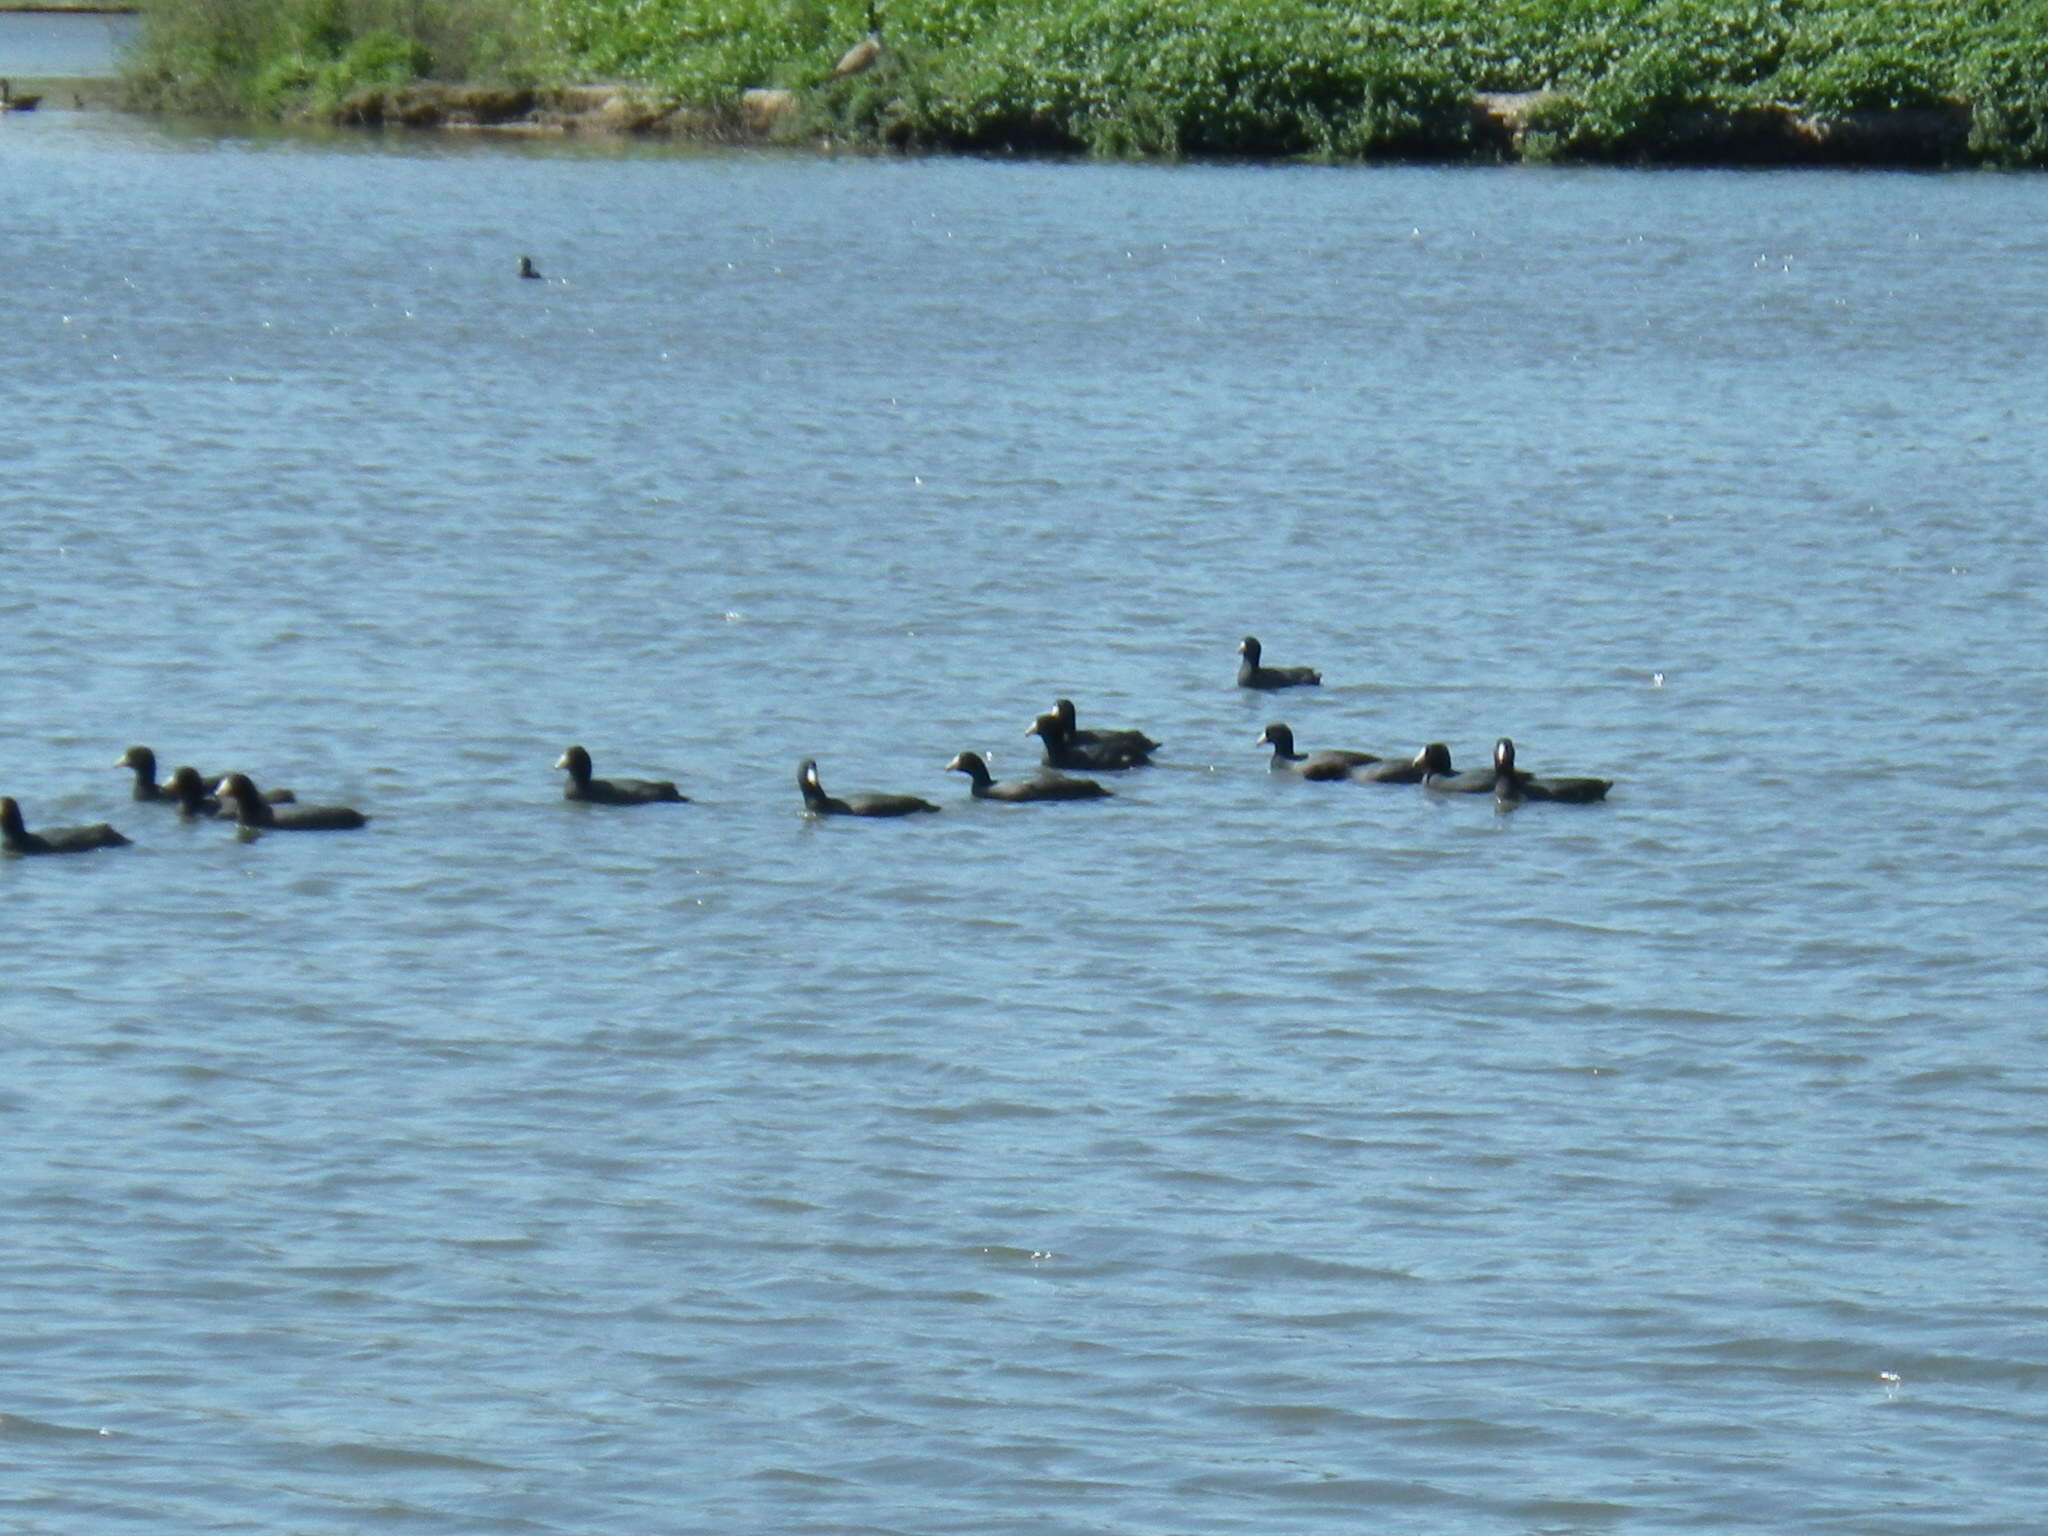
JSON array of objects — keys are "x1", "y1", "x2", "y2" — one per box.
[{"x1": 827, "y1": 3, "x2": 883, "y2": 80}]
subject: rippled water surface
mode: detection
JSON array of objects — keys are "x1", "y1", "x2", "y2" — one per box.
[
  {"x1": 0, "y1": 10, "x2": 138, "y2": 77},
  {"x1": 4, "y1": 114, "x2": 2046, "y2": 1534}
]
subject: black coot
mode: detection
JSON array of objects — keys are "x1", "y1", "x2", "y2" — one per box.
[
  {"x1": 114, "y1": 745, "x2": 174, "y2": 802},
  {"x1": 1236, "y1": 636, "x2": 1320, "y2": 690},
  {"x1": 2, "y1": 796, "x2": 129, "y2": 855},
  {"x1": 944, "y1": 751, "x2": 1111, "y2": 802},
  {"x1": 1418, "y1": 743, "x2": 1496, "y2": 793},
  {"x1": 1027, "y1": 712, "x2": 1151, "y2": 771},
  {"x1": 215, "y1": 774, "x2": 368, "y2": 831},
  {"x1": 165, "y1": 765, "x2": 226, "y2": 817},
  {"x1": 1351, "y1": 746, "x2": 1434, "y2": 784},
  {"x1": 1491, "y1": 738, "x2": 1612, "y2": 805},
  {"x1": 1050, "y1": 698, "x2": 1159, "y2": 755},
  {"x1": 1256, "y1": 723, "x2": 1380, "y2": 780},
  {"x1": 798, "y1": 759, "x2": 938, "y2": 817},
  {"x1": 555, "y1": 746, "x2": 688, "y2": 805}
]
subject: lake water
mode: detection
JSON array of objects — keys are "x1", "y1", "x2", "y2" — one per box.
[
  {"x1": 3, "y1": 111, "x2": 2046, "y2": 1533},
  {"x1": 0, "y1": 8, "x2": 138, "y2": 78}
]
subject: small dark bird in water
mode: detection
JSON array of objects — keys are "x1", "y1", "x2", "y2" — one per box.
[
  {"x1": 798, "y1": 758, "x2": 938, "y2": 817},
  {"x1": 826, "y1": 0, "x2": 882, "y2": 79},
  {"x1": 1236, "y1": 636, "x2": 1321, "y2": 689},
  {"x1": 114, "y1": 744, "x2": 181, "y2": 802},
  {"x1": 1027, "y1": 712, "x2": 1151, "y2": 771},
  {"x1": 1256, "y1": 723, "x2": 1380, "y2": 780},
  {"x1": 2, "y1": 80, "x2": 44, "y2": 113},
  {"x1": 555, "y1": 745, "x2": 688, "y2": 805},
  {"x1": 1489, "y1": 738, "x2": 1612, "y2": 806},
  {"x1": 166, "y1": 765, "x2": 229, "y2": 818},
  {"x1": 214, "y1": 774, "x2": 368, "y2": 831},
  {"x1": 945, "y1": 751, "x2": 1111, "y2": 803},
  {"x1": 1050, "y1": 697, "x2": 1159, "y2": 756},
  {"x1": 117, "y1": 746, "x2": 292, "y2": 806},
  {"x1": 518, "y1": 255, "x2": 542, "y2": 280},
  {"x1": 2, "y1": 796, "x2": 127, "y2": 855},
  {"x1": 1350, "y1": 745, "x2": 1435, "y2": 784},
  {"x1": 1417, "y1": 742, "x2": 1496, "y2": 794}
]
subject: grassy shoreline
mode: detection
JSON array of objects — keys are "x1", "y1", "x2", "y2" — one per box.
[{"x1": 116, "y1": 1, "x2": 2048, "y2": 166}]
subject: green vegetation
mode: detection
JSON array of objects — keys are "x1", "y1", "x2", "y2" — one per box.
[
  {"x1": 123, "y1": 0, "x2": 2048, "y2": 164},
  {"x1": 124, "y1": 0, "x2": 559, "y2": 115}
]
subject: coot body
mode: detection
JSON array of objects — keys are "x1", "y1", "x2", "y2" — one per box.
[
  {"x1": 1236, "y1": 636, "x2": 1320, "y2": 690},
  {"x1": 1028, "y1": 713, "x2": 1151, "y2": 771},
  {"x1": 1417, "y1": 743, "x2": 1496, "y2": 794},
  {"x1": 1351, "y1": 747, "x2": 1433, "y2": 784},
  {"x1": 1256, "y1": 723, "x2": 1380, "y2": 781},
  {"x1": 556, "y1": 746, "x2": 688, "y2": 805},
  {"x1": 215, "y1": 775, "x2": 368, "y2": 831},
  {"x1": 945, "y1": 752, "x2": 1111, "y2": 802},
  {"x1": 1490, "y1": 739, "x2": 1612, "y2": 805},
  {"x1": 2, "y1": 796, "x2": 129, "y2": 855},
  {"x1": 1051, "y1": 698, "x2": 1160, "y2": 756},
  {"x1": 798, "y1": 759, "x2": 938, "y2": 817}
]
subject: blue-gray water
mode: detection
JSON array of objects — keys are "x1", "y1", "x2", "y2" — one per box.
[
  {"x1": 0, "y1": 9, "x2": 137, "y2": 77},
  {"x1": 4, "y1": 112, "x2": 2047, "y2": 1534}
]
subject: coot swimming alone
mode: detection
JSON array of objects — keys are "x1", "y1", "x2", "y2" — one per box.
[
  {"x1": 555, "y1": 746, "x2": 688, "y2": 805},
  {"x1": 1236, "y1": 636, "x2": 1321, "y2": 690}
]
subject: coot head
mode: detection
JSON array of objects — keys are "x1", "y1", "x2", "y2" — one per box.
[
  {"x1": 1257, "y1": 723, "x2": 1297, "y2": 754},
  {"x1": 1417, "y1": 742, "x2": 1455, "y2": 775},
  {"x1": 1494, "y1": 738, "x2": 1517, "y2": 774},
  {"x1": 166, "y1": 765, "x2": 216, "y2": 814},
  {"x1": 214, "y1": 772, "x2": 260, "y2": 805},
  {"x1": 115, "y1": 744, "x2": 163, "y2": 797},
  {"x1": 944, "y1": 751, "x2": 993, "y2": 786},
  {"x1": 797, "y1": 758, "x2": 830, "y2": 811},
  {"x1": 555, "y1": 745, "x2": 593, "y2": 785}
]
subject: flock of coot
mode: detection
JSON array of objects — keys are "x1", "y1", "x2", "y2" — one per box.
[{"x1": 2, "y1": 636, "x2": 1613, "y2": 855}]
